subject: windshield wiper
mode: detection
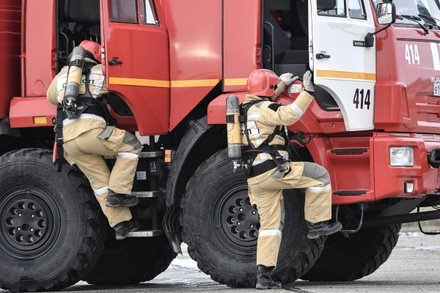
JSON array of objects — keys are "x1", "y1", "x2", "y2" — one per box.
[
  {"x1": 418, "y1": 13, "x2": 440, "y2": 29},
  {"x1": 398, "y1": 14, "x2": 429, "y2": 34}
]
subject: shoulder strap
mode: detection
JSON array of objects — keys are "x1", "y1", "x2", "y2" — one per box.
[
  {"x1": 67, "y1": 63, "x2": 115, "y2": 125},
  {"x1": 240, "y1": 100, "x2": 263, "y2": 149},
  {"x1": 240, "y1": 100, "x2": 284, "y2": 150},
  {"x1": 240, "y1": 100, "x2": 288, "y2": 173},
  {"x1": 80, "y1": 63, "x2": 95, "y2": 99}
]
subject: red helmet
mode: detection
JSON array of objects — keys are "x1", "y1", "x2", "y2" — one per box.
[
  {"x1": 79, "y1": 40, "x2": 102, "y2": 63},
  {"x1": 246, "y1": 69, "x2": 280, "y2": 97}
]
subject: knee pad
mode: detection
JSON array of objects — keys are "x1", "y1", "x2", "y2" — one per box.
[
  {"x1": 302, "y1": 162, "x2": 330, "y2": 185},
  {"x1": 279, "y1": 199, "x2": 285, "y2": 231},
  {"x1": 123, "y1": 132, "x2": 142, "y2": 153}
]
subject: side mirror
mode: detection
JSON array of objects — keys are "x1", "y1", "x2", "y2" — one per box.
[
  {"x1": 376, "y1": 3, "x2": 396, "y2": 25},
  {"x1": 365, "y1": 2, "x2": 396, "y2": 47}
]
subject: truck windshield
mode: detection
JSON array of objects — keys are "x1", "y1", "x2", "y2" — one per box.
[{"x1": 375, "y1": 0, "x2": 440, "y2": 26}]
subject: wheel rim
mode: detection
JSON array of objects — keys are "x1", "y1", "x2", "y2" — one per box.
[
  {"x1": 213, "y1": 180, "x2": 260, "y2": 256},
  {"x1": 0, "y1": 187, "x2": 61, "y2": 260}
]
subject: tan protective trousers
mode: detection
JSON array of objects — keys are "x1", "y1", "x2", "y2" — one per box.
[
  {"x1": 247, "y1": 161, "x2": 332, "y2": 268},
  {"x1": 63, "y1": 127, "x2": 141, "y2": 227}
]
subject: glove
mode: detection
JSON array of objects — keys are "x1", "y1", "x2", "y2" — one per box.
[
  {"x1": 279, "y1": 72, "x2": 299, "y2": 87},
  {"x1": 303, "y1": 70, "x2": 314, "y2": 92}
]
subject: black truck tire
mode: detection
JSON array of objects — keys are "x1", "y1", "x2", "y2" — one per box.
[
  {"x1": 0, "y1": 148, "x2": 105, "y2": 292},
  {"x1": 83, "y1": 234, "x2": 176, "y2": 285},
  {"x1": 181, "y1": 149, "x2": 325, "y2": 288},
  {"x1": 301, "y1": 224, "x2": 401, "y2": 281}
]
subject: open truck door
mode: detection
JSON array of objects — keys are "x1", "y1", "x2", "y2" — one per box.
[
  {"x1": 310, "y1": 0, "x2": 376, "y2": 131},
  {"x1": 100, "y1": 0, "x2": 169, "y2": 135}
]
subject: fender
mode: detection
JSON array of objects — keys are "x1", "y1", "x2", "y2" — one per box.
[
  {"x1": 0, "y1": 118, "x2": 20, "y2": 137},
  {"x1": 207, "y1": 93, "x2": 246, "y2": 124},
  {"x1": 163, "y1": 116, "x2": 225, "y2": 253},
  {"x1": 165, "y1": 117, "x2": 212, "y2": 206}
]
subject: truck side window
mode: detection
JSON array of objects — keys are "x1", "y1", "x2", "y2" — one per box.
[
  {"x1": 318, "y1": 0, "x2": 346, "y2": 17},
  {"x1": 349, "y1": 0, "x2": 366, "y2": 19},
  {"x1": 109, "y1": 0, "x2": 138, "y2": 23},
  {"x1": 141, "y1": 0, "x2": 159, "y2": 25}
]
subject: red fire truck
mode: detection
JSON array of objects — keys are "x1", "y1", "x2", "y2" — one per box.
[{"x1": 1, "y1": 0, "x2": 440, "y2": 291}]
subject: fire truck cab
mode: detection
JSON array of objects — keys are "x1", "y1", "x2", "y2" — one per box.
[{"x1": 2, "y1": 0, "x2": 440, "y2": 292}]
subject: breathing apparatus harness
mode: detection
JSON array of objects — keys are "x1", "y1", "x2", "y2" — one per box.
[
  {"x1": 240, "y1": 99, "x2": 289, "y2": 177},
  {"x1": 54, "y1": 47, "x2": 112, "y2": 172}
]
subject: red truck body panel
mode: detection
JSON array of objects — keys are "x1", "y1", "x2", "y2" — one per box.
[
  {"x1": 101, "y1": 0, "x2": 169, "y2": 134},
  {"x1": 1, "y1": 0, "x2": 440, "y2": 205},
  {"x1": 375, "y1": 27, "x2": 440, "y2": 133},
  {"x1": 0, "y1": 0, "x2": 20, "y2": 119},
  {"x1": 5, "y1": 0, "x2": 56, "y2": 128},
  {"x1": 166, "y1": 0, "x2": 222, "y2": 131}
]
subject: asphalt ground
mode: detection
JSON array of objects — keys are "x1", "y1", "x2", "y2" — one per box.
[{"x1": 2, "y1": 221, "x2": 440, "y2": 293}]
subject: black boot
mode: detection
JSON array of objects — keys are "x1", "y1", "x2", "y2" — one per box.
[
  {"x1": 106, "y1": 189, "x2": 138, "y2": 207},
  {"x1": 256, "y1": 265, "x2": 282, "y2": 289},
  {"x1": 114, "y1": 220, "x2": 140, "y2": 240},
  {"x1": 307, "y1": 221, "x2": 342, "y2": 239}
]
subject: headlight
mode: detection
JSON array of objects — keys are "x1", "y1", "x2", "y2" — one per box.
[{"x1": 390, "y1": 147, "x2": 414, "y2": 167}]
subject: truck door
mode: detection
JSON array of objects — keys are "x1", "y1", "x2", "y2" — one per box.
[
  {"x1": 100, "y1": 0, "x2": 169, "y2": 135},
  {"x1": 310, "y1": 0, "x2": 376, "y2": 131}
]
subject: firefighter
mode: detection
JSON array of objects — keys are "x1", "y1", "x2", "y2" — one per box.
[
  {"x1": 241, "y1": 69, "x2": 342, "y2": 289},
  {"x1": 46, "y1": 40, "x2": 142, "y2": 240}
]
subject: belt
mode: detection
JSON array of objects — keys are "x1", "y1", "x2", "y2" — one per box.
[
  {"x1": 62, "y1": 105, "x2": 105, "y2": 120},
  {"x1": 83, "y1": 105, "x2": 105, "y2": 117},
  {"x1": 248, "y1": 160, "x2": 277, "y2": 178}
]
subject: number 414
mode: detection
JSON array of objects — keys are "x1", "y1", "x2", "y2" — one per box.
[
  {"x1": 353, "y1": 88, "x2": 371, "y2": 109},
  {"x1": 405, "y1": 44, "x2": 420, "y2": 65}
]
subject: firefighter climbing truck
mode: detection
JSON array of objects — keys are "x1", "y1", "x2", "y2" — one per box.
[{"x1": 2, "y1": 0, "x2": 440, "y2": 291}]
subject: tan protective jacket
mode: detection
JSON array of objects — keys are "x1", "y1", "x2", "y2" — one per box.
[
  {"x1": 46, "y1": 62, "x2": 109, "y2": 142},
  {"x1": 241, "y1": 81, "x2": 314, "y2": 165}
]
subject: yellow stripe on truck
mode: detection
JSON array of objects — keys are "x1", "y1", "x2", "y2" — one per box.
[
  {"x1": 224, "y1": 78, "x2": 247, "y2": 86},
  {"x1": 109, "y1": 77, "x2": 170, "y2": 88},
  {"x1": 109, "y1": 77, "x2": 220, "y2": 88},
  {"x1": 171, "y1": 79, "x2": 219, "y2": 87},
  {"x1": 316, "y1": 70, "x2": 376, "y2": 81},
  {"x1": 111, "y1": 73, "x2": 376, "y2": 89}
]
